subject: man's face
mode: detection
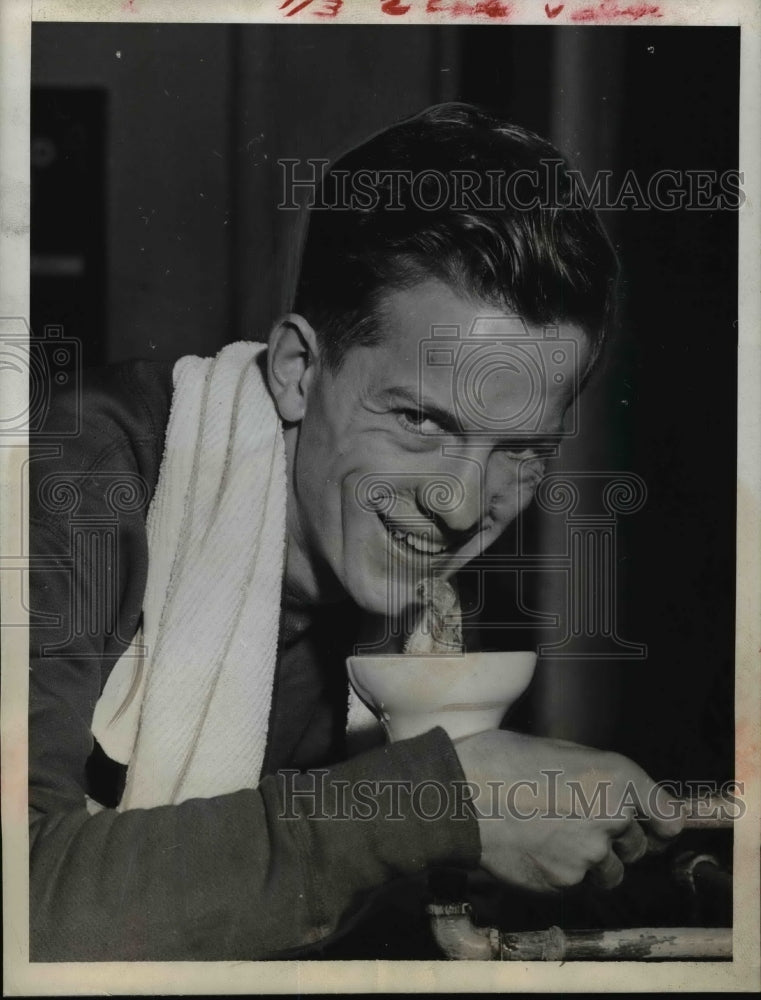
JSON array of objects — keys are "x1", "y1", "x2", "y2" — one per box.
[{"x1": 284, "y1": 278, "x2": 591, "y2": 617}]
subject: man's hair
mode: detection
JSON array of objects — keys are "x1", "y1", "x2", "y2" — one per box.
[{"x1": 293, "y1": 102, "x2": 618, "y2": 373}]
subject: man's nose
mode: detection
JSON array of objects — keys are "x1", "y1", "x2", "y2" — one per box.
[
  {"x1": 415, "y1": 453, "x2": 498, "y2": 538},
  {"x1": 417, "y1": 450, "x2": 530, "y2": 540}
]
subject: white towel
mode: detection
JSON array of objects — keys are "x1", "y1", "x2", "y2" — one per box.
[{"x1": 93, "y1": 342, "x2": 287, "y2": 808}]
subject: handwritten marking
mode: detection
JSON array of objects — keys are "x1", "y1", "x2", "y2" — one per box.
[
  {"x1": 280, "y1": 0, "x2": 312, "y2": 14},
  {"x1": 427, "y1": 0, "x2": 513, "y2": 18},
  {"x1": 279, "y1": 0, "x2": 343, "y2": 16},
  {"x1": 382, "y1": 0, "x2": 412, "y2": 13},
  {"x1": 545, "y1": 3, "x2": 564, "y2": 16},
  {"x1": 571, "y1": 1, "x2": 661, "y2": 22}
]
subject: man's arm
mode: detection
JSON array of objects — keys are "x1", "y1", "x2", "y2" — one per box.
[
  {"x1": 28, "y1": 367, "x2": 480, "y2": 960},
  {"x1": 31, "y1": 717, "x2": 478, "y2": 960},
  {"x1": 29, "y1": 515, "x2": 480, "y2": 961}
]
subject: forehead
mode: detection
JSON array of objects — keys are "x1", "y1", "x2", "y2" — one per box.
[{"x1": 360, "y1": 279, "x2": 592, "y2": 434}]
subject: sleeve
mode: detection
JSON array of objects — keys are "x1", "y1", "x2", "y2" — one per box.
[{"x1": 28, "y1": 375, "x2": 481, "y2": 962}]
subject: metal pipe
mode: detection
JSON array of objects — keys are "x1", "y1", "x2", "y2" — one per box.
[
  {"x1": 427, "y1": 903, "x2": 498, "y2": 961},
  {"x1": 498, "y1": 926, "x2": 732, "y2": 962},
  {"x1": 428, "y1": 908, "x2": 732, "y2": 961}
]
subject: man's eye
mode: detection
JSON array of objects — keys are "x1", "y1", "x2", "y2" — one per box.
[{"x1": 397, "y1": 409, "x2": 443, "y2": 436}]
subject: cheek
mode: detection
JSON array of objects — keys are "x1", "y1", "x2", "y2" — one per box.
[{"x1": 294, "y1": 442, "x2": 338, "y2": 535}]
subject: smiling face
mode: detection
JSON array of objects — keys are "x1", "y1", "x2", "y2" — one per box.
[{"x1": 273, "y1": 278, "x2": 591, "y2": 618}]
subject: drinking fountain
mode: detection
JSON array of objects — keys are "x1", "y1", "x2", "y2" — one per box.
[{"x1": 346, "y1": 649, "x2": 537, "y2": 744}]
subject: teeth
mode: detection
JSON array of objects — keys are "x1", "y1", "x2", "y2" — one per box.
[{"x1": 387, "y1": 525, "x2": 447, "y2": 555}]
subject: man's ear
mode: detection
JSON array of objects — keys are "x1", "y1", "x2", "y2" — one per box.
[{"x1": 266, "y1": 313, "x2": 320, "y2": 423}]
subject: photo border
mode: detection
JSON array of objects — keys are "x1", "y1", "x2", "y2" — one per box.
[{"x1": 2, "y1": 0, "x2": 759, "y2": 993}]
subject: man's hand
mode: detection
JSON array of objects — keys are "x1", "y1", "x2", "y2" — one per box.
[{"x1": 454, "y1": 729, "x2": 684, "y2": 892}]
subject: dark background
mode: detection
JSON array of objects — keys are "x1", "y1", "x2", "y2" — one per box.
[{"x1": 31, "y1": 23, "x2": 738, "y2": 954}]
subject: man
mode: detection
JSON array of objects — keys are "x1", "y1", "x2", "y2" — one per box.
[{"x1": 29, "y1": 103, "x2": 682, "y2": 961}]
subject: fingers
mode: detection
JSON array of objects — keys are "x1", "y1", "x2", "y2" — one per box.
[
  {"x1": 642, "y1": 779, "x2": 686, "y2": 840},
  {"x1": 587, "y1": 848, "x2": 625, "y2": 889},
  {"x1": 592, "y1": 768, "x2": 682, "y2": 887},
  {"x1": 605, "y1": 755, "x2": 686, "y2": 841},
  {"x1": 585, "y1": 811, "x2": 650, "y2": 891},
  {"x1": 606, "y1": 761, "x2": 684, "y2": 868},
  {"x1": 590, "y1": 807, "x2": 677, "y2": 890},
  {"x1": 612, "y1": 820, "x2": 648, "y2": 864}
]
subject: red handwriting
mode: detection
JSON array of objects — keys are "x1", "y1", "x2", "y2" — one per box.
[
  {"x1": 570, "y1": 1, "x2": 661, "y2": 21},
  {"x1": 275, "y1": 0, "x2": 661, "y2": 21},
  {"x1": 427, "y1": 0, "x2": 513, "y2": 17},
  {"x1": 279, "y1": 0, "x2": 343, "y2": 16}
]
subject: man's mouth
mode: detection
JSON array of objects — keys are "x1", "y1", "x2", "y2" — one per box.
[{"x1": 377, "y1": 512, "x2": 449, "y2": 556}]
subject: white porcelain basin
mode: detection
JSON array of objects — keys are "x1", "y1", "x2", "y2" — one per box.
[{"x1": 346, "y1": 651, "x2": 537, "y2": 743}]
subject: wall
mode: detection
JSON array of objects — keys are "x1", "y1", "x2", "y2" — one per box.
[{"x1": 32, "y1": 23, "x2": 458, "y2": 362}]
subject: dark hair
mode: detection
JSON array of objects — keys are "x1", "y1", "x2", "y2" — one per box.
[{"x1": 293, "y1": 102, "x2": 618, "y2": 373}]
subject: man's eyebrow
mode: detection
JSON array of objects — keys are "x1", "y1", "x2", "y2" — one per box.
[{"x1": 378, "y1": 386, "x2": 460, "y2": 432}]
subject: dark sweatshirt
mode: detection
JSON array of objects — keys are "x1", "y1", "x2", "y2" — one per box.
[{"x1": 28, "y1": 359, "x2": 481, "y2": 961}]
